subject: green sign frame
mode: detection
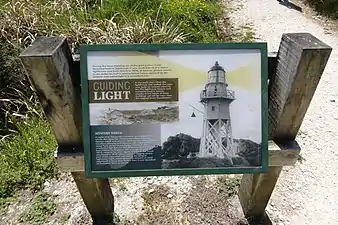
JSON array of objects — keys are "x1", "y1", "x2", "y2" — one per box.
[{"x1": 80, "y1": 42, "x2": 268, "y2": 178}]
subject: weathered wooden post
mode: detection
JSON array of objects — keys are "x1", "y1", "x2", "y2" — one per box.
[
  {"x1": 20, "y1": 37, "x2": 114, "y2": 224},
  {"x1": 238, "y1": 33, "x2": 332, "y2": 222}
]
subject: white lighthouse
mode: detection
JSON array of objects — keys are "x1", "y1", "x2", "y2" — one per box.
[{"x1": 199, "y1": 61, "x2": 236, "y2": 159}]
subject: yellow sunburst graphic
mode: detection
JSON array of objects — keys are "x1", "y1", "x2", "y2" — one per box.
[{"x1": 118, "y1": 51, "x2": 261, "y2": 92}]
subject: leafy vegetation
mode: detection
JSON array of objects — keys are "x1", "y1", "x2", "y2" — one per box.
[
  {"x1": 59, "y1": 213, "x2": 71, "y2": 225},
  {"x1": 0, "y1": 38, "x2": 31, "y2": 138},
  {"x1": 304, "y1": 0, "x2": 338, "y2": 19},
  {"x1": 0, "y1": 0, "x2": 250, "y2": 213},
  {"x1": 0, "y1": 0, "x2": 226, "y2": 51},
  {"x1": 0, "y1": 108, "x2": 57, "y2": 200},
  {"x1": 216, "y1": 175, "x2": 241, "y2": 197},
  {"x1": 0, "y1": 38, "x2": 58, "y2": 208},
  {"x1": 19, "y1": 192, "x2": 57, "y2": 224}
]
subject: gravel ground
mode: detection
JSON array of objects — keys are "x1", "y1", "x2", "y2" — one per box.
[{"x1": 228, "y1": 1, "x2": 338, "y2": 225}]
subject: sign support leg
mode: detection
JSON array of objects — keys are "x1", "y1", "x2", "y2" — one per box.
[
  {"x1": 20, "y1": 37, "x2": 114, "y2": 221},
  {"x1": 238, "y1": 33, "x2": 332, "y2": 221}
]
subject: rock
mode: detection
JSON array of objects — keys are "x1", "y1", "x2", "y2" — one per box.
[
  {"x1": 148, "y1": 189, "x2": 155, "y2": 193},
  {"x1": 234, "y1": 139, "x2": 261, "y2": 166},
  {"x1": 44, "y1": 181, "x2": 50, "y2": 187},
  {"x1": 139, "y1": 109, "x2": 155, "y2": 116},
  {"x1": 232, "y1": 156, "x2": 251, "y2": 166},
  {"x1": 147, "y1": 179, "x2": 154, "y2": 184},
  {"x1": 162, "y1": 133, "x2": 200, "y2": 160},
  {"x1": 279, "y1": 215, "x2": 286, "y2": 222},
  {"x1": 167, "y1": 194, "x2": 173, "y2": 198}
]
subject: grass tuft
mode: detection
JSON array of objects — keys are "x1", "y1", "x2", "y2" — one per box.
[
  {"x1": 216, "y1": 175, "x2": 241, "y2": 197},
  {"x1": 0, "y1": 0, "x2": 224, "y2": 51}
]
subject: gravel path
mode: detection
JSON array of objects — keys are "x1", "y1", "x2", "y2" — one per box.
[{"x1": 229, "y1": 1, "x2": 338, "y2": 225}]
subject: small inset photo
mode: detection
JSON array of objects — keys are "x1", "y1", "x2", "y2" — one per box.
[{"x1": 89, "y1": 102, "x2": 179, "y2": 125}]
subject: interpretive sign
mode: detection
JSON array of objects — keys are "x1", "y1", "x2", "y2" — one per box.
[{"x1": 80, "y1": 43, "x2": 268, "y2": 178}]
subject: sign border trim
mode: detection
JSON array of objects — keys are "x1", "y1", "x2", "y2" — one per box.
[{"x1": 80, "y1": 42, "x2": 268, "y2": 178}]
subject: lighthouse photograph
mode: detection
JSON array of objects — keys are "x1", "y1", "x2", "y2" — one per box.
[
  {"x1": 84, "y1": 45, "x2": 266, "y2": 174},
  {"x1": 160, "y1": 57, "x2": 263, "y2": 169}
]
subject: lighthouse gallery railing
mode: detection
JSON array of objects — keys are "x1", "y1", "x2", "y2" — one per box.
[{"x1": 200, "y1": 89, "x2": 235, "y2": 100}]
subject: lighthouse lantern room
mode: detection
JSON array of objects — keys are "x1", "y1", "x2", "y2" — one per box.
[{"x1": 199, "y1": 61, "x2": 236, "y2": 159}]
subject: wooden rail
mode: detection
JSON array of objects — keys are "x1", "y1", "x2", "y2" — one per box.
[{"x1": 54, "y1": 140, "x2": 301, "y2": 172}]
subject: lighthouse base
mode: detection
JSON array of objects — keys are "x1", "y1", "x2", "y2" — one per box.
[{"x1": 199, "y1": 119, "x2": 236, "y2": 159}]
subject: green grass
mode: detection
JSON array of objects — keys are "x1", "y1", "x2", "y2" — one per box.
[
  {"x1": 59, "y1": 213, "x2": 71, "y2": 224},
  {"x1": 0, "y1": 196, "x2": 16, "y2": 214},
  {"x1": 216, "y1": 175, "x2": 241, "y2": 197},
  {"x1": 0, "y1": 111, "x2": 57, "y2": 201},
  {"x1": 19, "y1": 192, "x2": 57, "y2": 224},
  {"x1": 0, "y1": 0, "x2": 225, "y2": 50},
  {"x1": 113, "y1": 212, "x2": 132, "y2": 225}
]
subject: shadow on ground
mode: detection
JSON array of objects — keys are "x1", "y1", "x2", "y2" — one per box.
[
  {"x1": 277, "y1": 0, "x2": 303, "y2": 12},
  {"x1": 246, "y1": 213, "x2": 273, "y2": 225}
]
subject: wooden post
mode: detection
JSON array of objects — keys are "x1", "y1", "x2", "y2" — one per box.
[
  {"x1": 238, "y1": 33, "x2": 332, "y2": 222},
  {"x1": 20, "y1": 37, "x2": 114, "y2": 223}
]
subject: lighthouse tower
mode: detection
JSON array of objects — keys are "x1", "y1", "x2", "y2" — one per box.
[{"x1": 199, "y1": 61, "x2": 236, "y2": 159}]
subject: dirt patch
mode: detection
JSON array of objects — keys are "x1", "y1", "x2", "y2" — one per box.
[
  {"x1": 136, "y1": 184, "x2": 183, "y2": 225},
  {"x1": 134, "y1": 175, "x2": 248, "y2": 225},
  {"x1": 181, "y1": 176, "x2": 247, "y2": 225}
]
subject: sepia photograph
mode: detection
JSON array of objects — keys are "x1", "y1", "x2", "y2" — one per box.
[{"x1": 89, "y1": 102, "x2": 179, "y2": 125}]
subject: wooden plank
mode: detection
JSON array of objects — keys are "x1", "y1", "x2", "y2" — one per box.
[
  {"x1": 268, "y1": 33, "x2": 332, "y2": 140},
  {"x1": 20, "y1": 37, "x2": 114, "y2": 221},
  {"x1": 55, "y1": 140, "x2": 301, "y2": 172},
  {"x1": 239, "y1": 33, "x2": 332, "y2": 222},
  {"x1": 268, "y1": 140, "x2": 300, "y2": 166},
  {"x1": 72, "y1": 172, "x2": 114, "y2": 224},
  {"x1": 54, "y1": 150, "x2": 85, "y2": 172},
  {"x1": 239, "y1": 166, "x2": 283, "y2": 222}
]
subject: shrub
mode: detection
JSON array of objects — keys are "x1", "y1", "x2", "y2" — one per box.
[
  {"x1": 0, "y1": 111, "x2": 57, "y2": 199},
  {"x1": 0, "y1": 40, "x2": 32, "y2": 136},
  {"x1": 304, "y1": 0, "x2": 338, "y2": 19}
]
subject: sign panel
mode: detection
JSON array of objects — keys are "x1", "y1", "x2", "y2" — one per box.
[{"x1": 80, "y1": 43, "x2": 268, "y2": 178}]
